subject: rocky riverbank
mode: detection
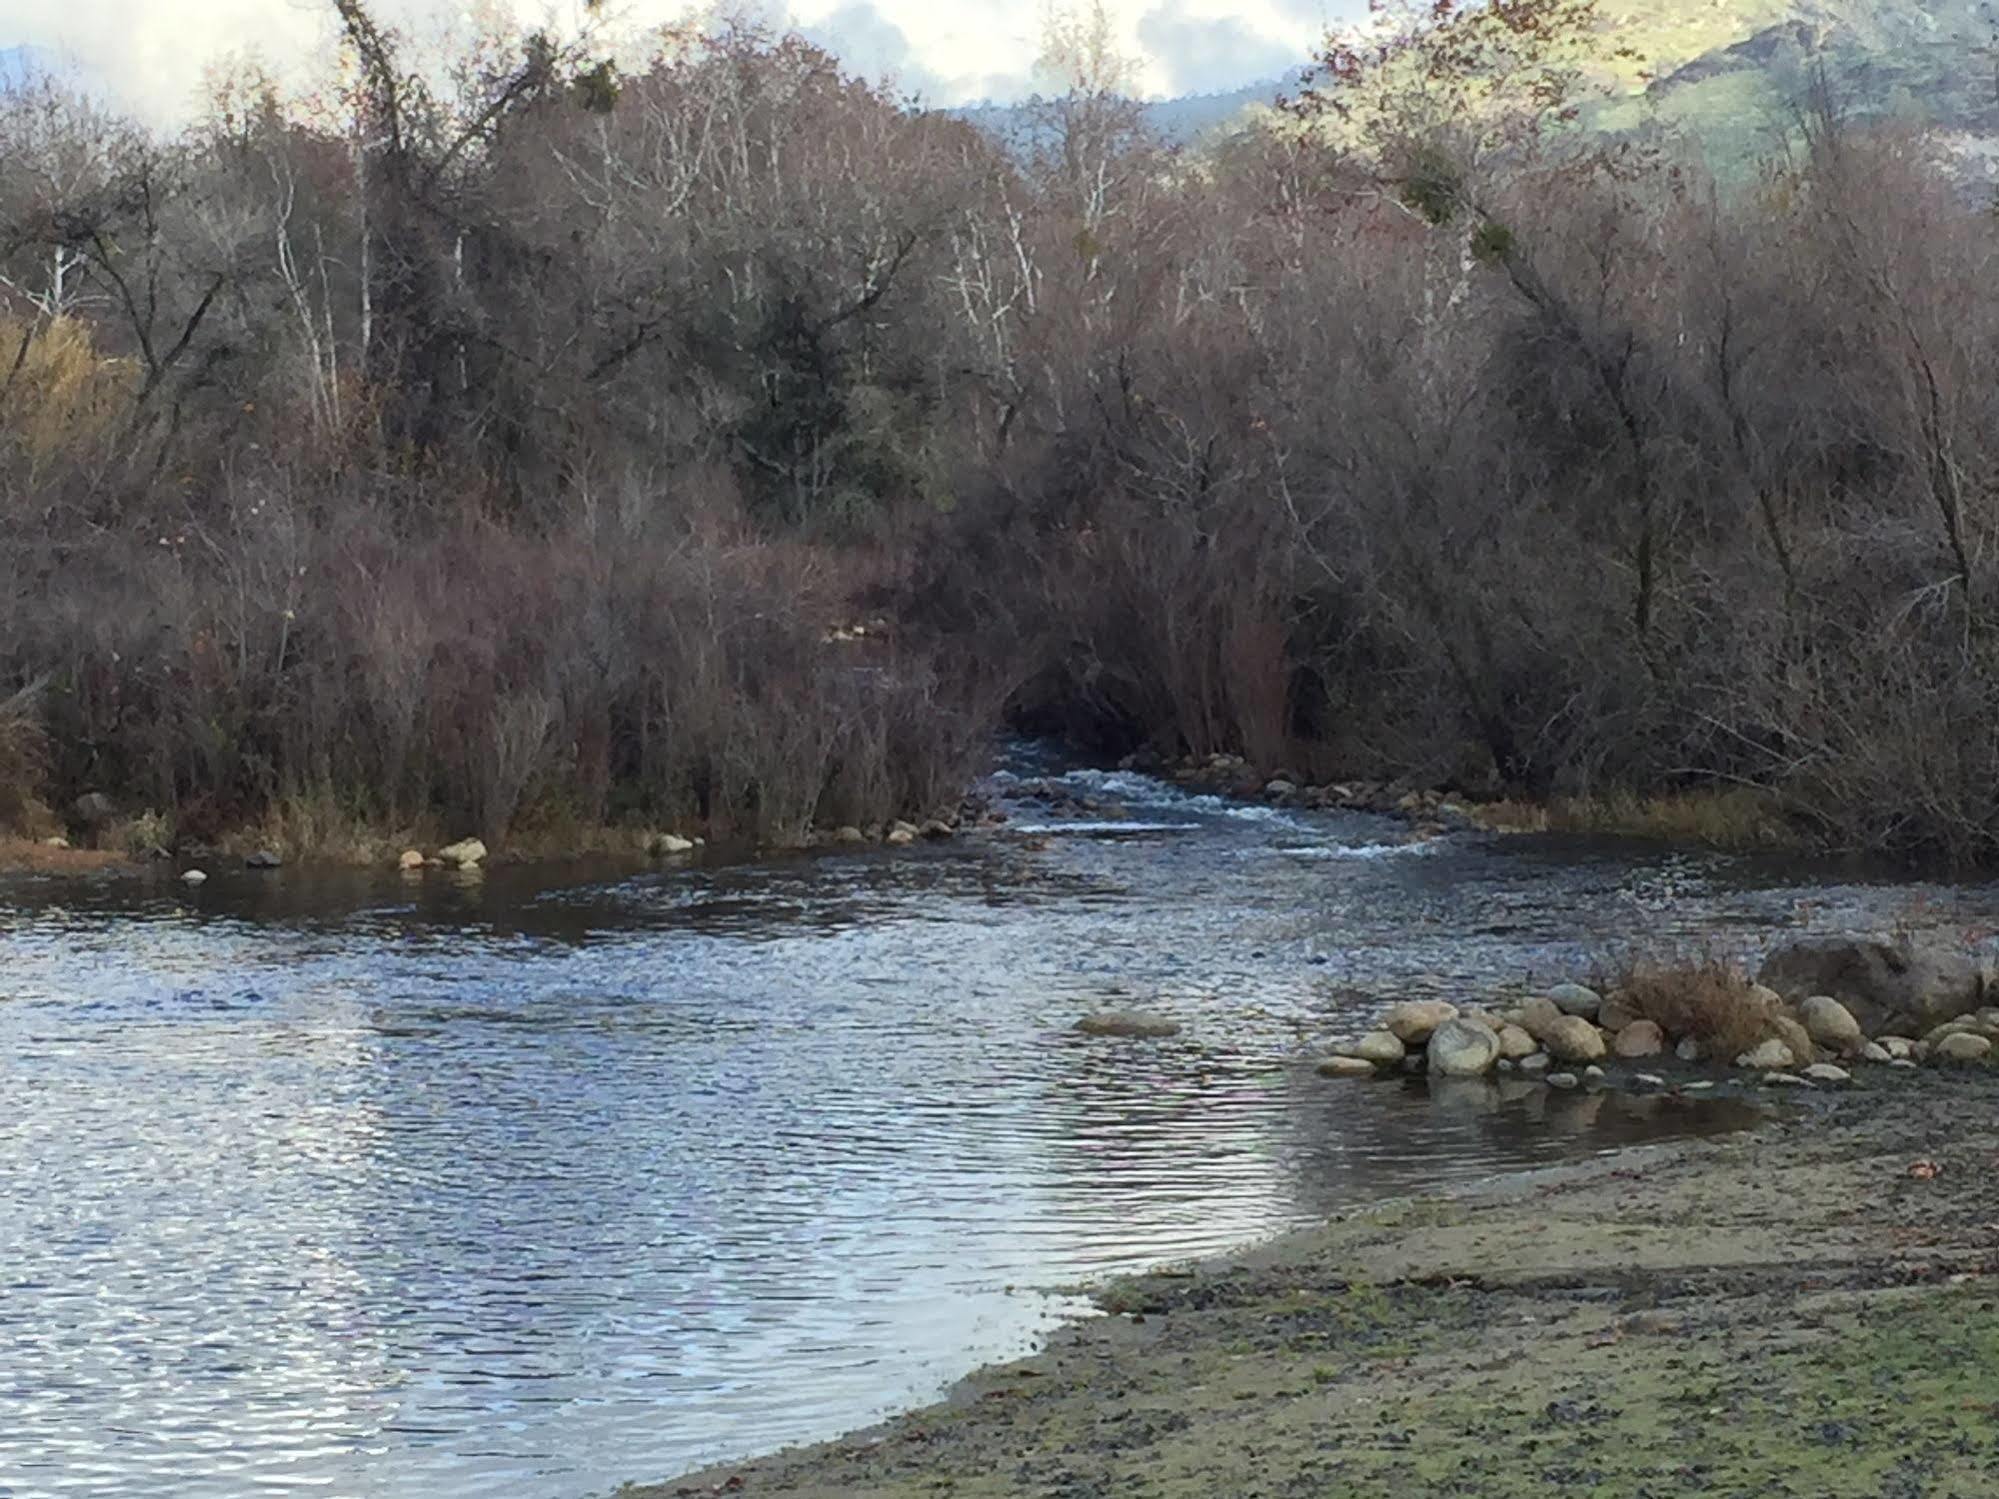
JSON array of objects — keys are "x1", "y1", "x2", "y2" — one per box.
[
  {"x1": 1319, "y1": 938, "x2": 1999, "y2": 1095},
  {"x1": 643, "y1": 1074, "x2": 1999, "y2": 1499}
]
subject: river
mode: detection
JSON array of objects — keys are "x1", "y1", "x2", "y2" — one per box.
[{"x1": 1, "y1": 752, "x2": 1987, "y2": 1497}]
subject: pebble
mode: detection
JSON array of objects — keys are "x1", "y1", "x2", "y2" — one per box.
[
  {"x1": 1317, "y1": 1056, "x2": 1378, "y2": 1078},
  {"x1": 1518, "y1": 1053, "x2": 1551, "y2": 1075},
  {"x1": 180, "y1": 869, "x2": 207, "y2": 885},
  {"x1": 1547, "y1": 1072, "x2": 1580, "y2": 1090}
]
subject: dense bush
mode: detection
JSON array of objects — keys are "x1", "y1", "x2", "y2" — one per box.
[{"x1": 4, "y1": 3, "x2": 1999, "y2": 860}]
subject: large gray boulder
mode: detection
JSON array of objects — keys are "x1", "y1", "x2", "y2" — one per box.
[
  {"x1": 1428, "y1": 1017, "x2": 1502, "y2": 1078},
  {"x1": 1759, "y1": 937, "x2": 1985, "y2": 1039}
]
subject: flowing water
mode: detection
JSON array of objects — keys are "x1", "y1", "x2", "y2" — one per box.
[{"x1": 2, "y1": 752, "x2": 1991, "y2": 1498}]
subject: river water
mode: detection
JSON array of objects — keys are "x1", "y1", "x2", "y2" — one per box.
[{"x1": 1, "y1": 754, "x2": 1989, "y2": 1498}]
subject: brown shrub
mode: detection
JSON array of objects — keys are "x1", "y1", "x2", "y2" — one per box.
[{"x1": 1614, "y1": 957, "x2": 1778, "y2": 1064}]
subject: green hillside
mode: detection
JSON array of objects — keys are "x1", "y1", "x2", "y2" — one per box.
[{"x1": 1591, "y1": 1, "x2": 1999, "y2": 161}]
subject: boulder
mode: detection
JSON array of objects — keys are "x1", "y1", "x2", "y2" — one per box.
[
  {"x1": 889, "y1": 820, "x2": 921, "y2": 840},
  {"x1": 1076, "y1": 1010, "x2": 1181, "y2": 1039},
  {"x1": 1547, "y1": 1072, "x2": 1580, "y2": 1090},
  {"x1": 1799, "y1": 996, "x2": 1865, "y2": 1056},
  {"x1": 1383, "y1": 1001, "x2": 1458, "y2": 1045},
  {"x1": 1771, "y1": 1015, "x2": 1817, "y2": 1070},
  {"x1": 1514, "y1": 997, "x2": 1565, "y2": 1044},
  {"x1": 1736, "y1": 1038, "x2": 1796, "y2": 1070},
  {"x1": 1934, "y1": 1033, "x2": 1993, "y2": 1065},
  {"x1": 1597, "y1": 993, "x2": 1643, "y2": 1035},
  {"x1": 1547, "y1": 983, "x2": 1603, "y2": 1020},
  {"x1": 1541, "y1": 1015, "x2": 1608, "y2": 1065},
  {"x1": 1879, "y1": 1036, "x2": 1916, "y2": 1061},
  {"x1": 834, "y1": 826, "x2": 867, "y2": 844},
  {"x1": 1318, "y1": 1056, "x2": 1379, "y2": 1078},
  {"x1": 1802, "y1": 1063, "x2": 1851, "y2": 1085},
  {"x1": 398, "y1": 849, "x2": 425, "y2": 871},
  {"x1": 180, "y1": 869, "x2": 207, "y2": 885},
  {"x1": 1860, "y1": 1042, "x2": 1892, "y2": 1064},
  {"x1": 71, "y1": 791, "x2": 116, "y2": 829},
  {"x1": 1353, "y1": 1031, "x2": 1407, "y2": 1066},
  {"x1": 244, "y1": 850, "x2": 282, "y2": 870},
  {"x1": 1428, "y1": 1017, "x2": 1502, "y2": 1078},
  {"x1": 1763, "y1": 1072, "x2": 1810, "y2": 1087},
  {"x1": 653, "y1": 833, "x2": 696, "y2": 855},
  {"x1": 885, "y1": 828, "x2": 917, "y2": 847},
  {"x1": 1496, "y1": 1024, "x2": 1538, "y2": 1060},
  {"x1": 1758, "y1": 936, "x2": 1985, "y2": 1040},
  {"x1": 437, "y1": 838, "x2": 487, "y2": 868},
  {"x1": 920, "y1": 820, "x2": 955, "y2": 840},
  {"x1": 1612, "y1": 1020, "x2": 1665, "y2": 1060}
]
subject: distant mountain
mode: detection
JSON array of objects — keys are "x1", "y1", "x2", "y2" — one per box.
[
  {"x1": 955, "y1": 3, "x2": 1999, "y2": 173},
  {"x1": 954, "y1": 74, "x2": 1301, "y2": 148}
]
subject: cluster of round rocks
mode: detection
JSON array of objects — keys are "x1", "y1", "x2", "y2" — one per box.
[{"x1": 1318, "y1": 981, "x2": 1999, "y2": 1091}]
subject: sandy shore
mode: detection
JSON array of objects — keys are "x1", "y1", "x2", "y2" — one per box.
[{"x1": 643, "y1": 1071, "x2": 1999, "y2": 1498}]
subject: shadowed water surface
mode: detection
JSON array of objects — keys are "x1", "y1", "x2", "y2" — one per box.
[{"x1": 1, "y1": 757, "x2": 1989, "y2": 1497}]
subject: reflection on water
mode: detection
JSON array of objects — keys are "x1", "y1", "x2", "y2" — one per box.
[{"x1": 0, "y1": 758, "x2": 1988, "y2": 1497}]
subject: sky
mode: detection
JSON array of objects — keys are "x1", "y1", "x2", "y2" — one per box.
[{"x1": 1, "y1": 0, "x2": 1352, "y2": 122}]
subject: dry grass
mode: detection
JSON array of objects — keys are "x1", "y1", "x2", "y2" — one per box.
[
  {"x1": 1472, "y1": 788, "x2": 1794, "y2": 851},
  {"x1": 0, "y1": 837, "x2": 132, "y2": 874},
  {"x1": 1614, "y1": 956, "x2": 1780, "y2": 1063}
]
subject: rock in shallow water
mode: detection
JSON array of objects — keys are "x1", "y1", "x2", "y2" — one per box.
[
  {"x1": 1541, "y1": 1015, "x2": 1608, "y2": 1065},
  {"x1": 1317, "y1": 1055, "x2": 1379, "y2": 1078},
  {"x1": 1384, "y1": 1001, "x2": 1458, "y2": 1045},
  {"x1": 437, "y1": 838, "x2": 487, "y2": 867},
  {"x1": 1352, "y1": 1031, "x2": 1406, "y2": 1066},
  {"x1": 1427, "y1": 1017, "x2": 1502, "y2": 1078},
  {"x1": 1076, "y1": 1010, "x2": 1181, "y2": 1040},
  {"x1": 1546, "y1": 983, "x2": 1603, "y2": 1020},
  {"x1": 1803, "y1": 1063, "x2": 1852, "y2": 1084},
  {"x1": 1612, "y1": 1020, "x2": 1665, "y2": 1059},
  {"x1": 1736, "y1": 1038, "x2": 1796, "y2": 1071}
]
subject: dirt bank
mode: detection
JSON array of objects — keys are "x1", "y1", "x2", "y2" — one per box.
[{"x1": 644, "y1": 1073, "x2": 1999, "y2": 1498}]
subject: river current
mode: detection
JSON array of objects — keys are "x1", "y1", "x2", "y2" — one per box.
[{"x1": 2, "y1": 752, "x2": 1987, "y2": 1497}]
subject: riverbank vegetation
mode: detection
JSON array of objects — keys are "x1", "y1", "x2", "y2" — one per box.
[{"x1": 7, "y1": 1, "x2": 1999, "y2": 860}]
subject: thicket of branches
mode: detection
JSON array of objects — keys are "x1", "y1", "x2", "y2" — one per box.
[{"x1": 4, "y1": 1, "x2": 1999, "y2": 860}]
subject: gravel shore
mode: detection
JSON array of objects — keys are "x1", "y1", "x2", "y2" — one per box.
[{"x1": 642, "y1": 1070, "x2": 1999, "y2": 1498}]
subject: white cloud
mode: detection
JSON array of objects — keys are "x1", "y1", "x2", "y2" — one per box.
[{"x1": 0, "y1": 0, "x2": 1350, "y2": 120}]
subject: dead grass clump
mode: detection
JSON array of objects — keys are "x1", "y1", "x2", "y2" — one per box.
[
  {"x1": 1550, "y1": 789, "x2": 1795, "y2": 850},
  {"x1": 0, "y1": 683, "x2": 50, "y2": 833},
  {"x1": 1615, "y1": 956, "x2": 1777, "y2": 1063}
]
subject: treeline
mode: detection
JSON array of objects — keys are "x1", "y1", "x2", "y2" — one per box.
[{"x1": 3, "y1": 2, "x2": 1998, "y2": 860}]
